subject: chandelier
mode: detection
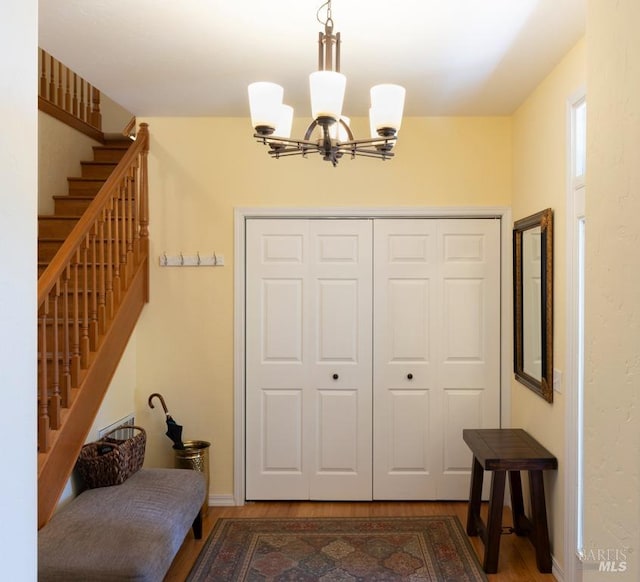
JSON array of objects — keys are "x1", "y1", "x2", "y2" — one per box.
[{"x1": 248, "y1": 0, "x2": 406, "y2": 166}]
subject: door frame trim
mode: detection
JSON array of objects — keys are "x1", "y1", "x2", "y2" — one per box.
[{"x1": 233, "y1": 206, "x2": 513, "y2": 505}]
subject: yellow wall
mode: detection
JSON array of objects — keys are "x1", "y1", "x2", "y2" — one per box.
[
  {"x1": 134, "y1": 116, "x2": 512, "y2": 495},
  {"x1": 38, "y1": 93, "x2": 133, "y2": 214},
  {"x1": 101, "y1": 92, "x2": 133, "y2": 135},
  {"x1": 584, "y1": 1, "x2": 640, "y2": 579},
  {"x1": 87, "y1": 332, "x2": 138, "y2": 441},
  {"x1": 511, "y1": 38, "x2": 586, "y2": 574},
  {"x1": 38, "y1": 111, "x2": 100, "y2": 214}
]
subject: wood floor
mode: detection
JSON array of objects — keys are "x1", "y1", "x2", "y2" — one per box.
[{"x1": 164, "y1": 501, "x2": 557, "y2": 581}]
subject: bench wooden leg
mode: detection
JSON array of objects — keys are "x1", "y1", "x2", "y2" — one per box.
[
  {"x1": 483, "y1": 470, "x2": 506, "y2": 573},
  {"x1": 192, "y1": 511, "x2": 203, "y2": 540},
  {"x1": 529, "y1": 470, "x2": 552, "y2": 573},
  {"x1": 508, "y1": 470, "x2": 527, "y2": 536},
  {"x1": 466, "y1": 457, "x2": 484, "y2": 536}
]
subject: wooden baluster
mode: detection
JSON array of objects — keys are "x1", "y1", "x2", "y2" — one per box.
[
  {"x1": 57, "y1": 61, "x2": 63, "y2": 107},
  {"x1": 40, "y1": 49, "x2": 47, "y2": 99},
  {"x1": 91, "y1": 86, "x2": 102, "y2": 130},
  {"x1": 119, "y1": 180, "x2": 129, "y2": 286},
  {"x1": 97, "y1": 213, "x2": 107, "y2": 334},
  {"x1": 38, "y1": 300, "x2": 50, "y2": 453},
  {"x1": 112, "y1": 190, "x2": 122, "y2": 305},
  {"x1": 60, "y1": 265, "x2": 72, "y2": 406},
  {"x1": 48, "y1": 55, "x2": 56, "y2": 105},
  {"x1": 48, "y1": 285, "x2": 61, "y2": 430},
  {"x1": 71, "y1": 250, "x2": 81, "y2": 384},
  {"x1": 80, "y1": 239, "x2": 90, "y2": 369},
  {"x1": 89, "y1": 225, "x2": 99, "y2": 350},
  {"x1": 64, "y1": 65, "x2": 71, "y2": 112},
  {"x1": 85, "y1": 82, "x2": 91, "y2": 125},
  {"x1": 132, "y1": 154, "x2": 141, "y2": 264},
  {"x1": 79, "y1": 79, "x2": 85, "y2": 122},
  {"x1": 105, "y1": 200, "x2": 115, "y2": 319},
  {"x1": 72, "y1": 72, "x2": 78, "y2": 118},
  {"x1": 125, "y1": 168, "x2": 135, "y2": 274}
]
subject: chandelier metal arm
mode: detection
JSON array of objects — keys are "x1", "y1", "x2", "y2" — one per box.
[
  {"x1": 254, "y1": 132, "x2": 397, "y2": 163},
  {"x1": 254, "y1": 134, "x2": 317, "y2": 150},
  {"x1": 254, "y1": 134, "x2": 397, "y2": 151},
  {"x1": 339, "y1": 136, "x2": 397, "y2": 148}
]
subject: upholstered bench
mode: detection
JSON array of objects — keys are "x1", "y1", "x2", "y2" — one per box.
[{"x1": 38, "y1": 468, "x2": 206, "y2": 582}]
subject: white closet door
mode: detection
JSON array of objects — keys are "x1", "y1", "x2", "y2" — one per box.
[
  {"x1": 245, "y1": 219, "x2": 373, "y2": 500},
  {"x1": 373, "y1": 219, "x2": 501, "y2": 500},
  {"x1": 436, "y1": 219, "x2": 501, "y2": 498},
  {"x1": 373, "y1": 219, "x2": 439, "y2": 498}
]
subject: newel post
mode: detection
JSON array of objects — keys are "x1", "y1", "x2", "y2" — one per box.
[{"x1": 138, "y1": 123, "x2": 150, "y2": 301}]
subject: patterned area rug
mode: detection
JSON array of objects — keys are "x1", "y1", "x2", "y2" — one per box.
[{"x1": 186, "y1": 516, "x2": 487, "y2": 581}]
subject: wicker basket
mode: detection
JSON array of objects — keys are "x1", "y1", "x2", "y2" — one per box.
[{"x1": 75, "y1": 426, "x2": 146, "y2": 489}]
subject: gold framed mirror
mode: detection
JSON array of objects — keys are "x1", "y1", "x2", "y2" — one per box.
[{"x1": 513, "y1": 208, "x2": 553, "y2": 402}]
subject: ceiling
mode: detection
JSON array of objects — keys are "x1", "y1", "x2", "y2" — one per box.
[{"x1": 38, "y1": 0, "x2": 585, "y2": 118}]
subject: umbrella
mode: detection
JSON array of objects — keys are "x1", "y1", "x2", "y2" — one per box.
[{"x1": 148, "y1": 392, "x2": 185, "y2": 449}]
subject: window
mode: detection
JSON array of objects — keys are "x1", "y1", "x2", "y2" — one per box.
[{"x1": 566, "y1": 93, "x2": 586, "y2": 580}]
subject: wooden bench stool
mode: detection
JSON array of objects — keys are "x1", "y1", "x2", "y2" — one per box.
[{"x1": 463, "y1": 428, "x2": 558, "y2": 574}]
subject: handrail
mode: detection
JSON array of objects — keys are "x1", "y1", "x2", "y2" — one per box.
[
  {"x1": 39, "y1": 48, "x2": 103, "y2": 141},
  {"x1": 37, "y1": 123, "x2": 150, "y2": 453}
]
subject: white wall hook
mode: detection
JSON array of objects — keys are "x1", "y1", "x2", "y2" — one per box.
[{"x1": 158, "y1": 252, "x2": 225, "y2": 267}]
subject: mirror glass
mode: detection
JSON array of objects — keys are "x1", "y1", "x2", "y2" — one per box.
[
  {"x1": 522, "y1": 226, "x2": 542, "y2": 380},
  {"x1": 513, "y1": 209, "x2": 553, "y2": 402}
]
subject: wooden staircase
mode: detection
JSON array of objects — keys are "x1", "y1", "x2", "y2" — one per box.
[
  {"x1": 37, "y1": 125, "x2": 150, "y2": 529},
  {"x1": 38, "y1": 142, "x2": 129, "y2": 275}
]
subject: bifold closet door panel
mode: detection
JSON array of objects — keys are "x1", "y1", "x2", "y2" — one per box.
[
  {"x1": 373, "y1": 219, "x2": 439, "y2": 499},
  {"x1": 245, "y1": 219, "x2": 373, "y2": 500},
  {"x1": 436, "y1": 219, "x2": 501, "y2": 498},
  {"x1": 373, "y1": 218, "x2": 501, "y2": 500},
  {"x1": 246, "y1": 219, "x2": 310, "y2": 499}
]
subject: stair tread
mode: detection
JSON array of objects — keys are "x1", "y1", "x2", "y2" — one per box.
[
  {"x1": 67, "y1": 177, "x2": 106, "y2": 182},
  {"x1": 52, "y1": 194, "x2": 102, "y2": 200},
  {"x1": 97, "y1": 141, "x2": 130, "y2": 147},
  {"x1": 93, "y1": 146, "x2": 129, "y2": 153},
  {"x1": 81, "y1": 160, "x2": 118, "y2": 165},
  {"x1": 38, "y1": 215, "x2": 81, "y2": 220}
]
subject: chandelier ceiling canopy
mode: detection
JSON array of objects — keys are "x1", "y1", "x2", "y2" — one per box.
[{"x1": 248, "y1": 0, "x2": 406, "y2": 166}]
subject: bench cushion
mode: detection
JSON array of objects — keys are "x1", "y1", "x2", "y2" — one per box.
[{"x1": 38, "y1": 468, "x2": 206, "y2": 582}]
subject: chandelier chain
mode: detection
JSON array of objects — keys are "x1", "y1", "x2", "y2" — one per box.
[{"x1": 317, "y1": 0, "x2": 334, "y2": 30}]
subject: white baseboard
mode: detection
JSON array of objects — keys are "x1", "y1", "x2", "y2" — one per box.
[
  {"x1": 552, "y1": 554, "x2": 564, "y2": 582},
  {"x1": 208, "y1": 494, "x2": 236, "y2": 507}
]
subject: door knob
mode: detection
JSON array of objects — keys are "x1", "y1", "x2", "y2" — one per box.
[
  {"x1": 332, "y1": 373, "x2": 339, "y2": 380},
  {"x1": 407, "y1": 373, "x2": 413, "y2": 380}
]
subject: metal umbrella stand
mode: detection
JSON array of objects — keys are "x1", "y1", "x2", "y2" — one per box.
[
  {"x1": 148, "y1": 393, "x2": 210, "y2": 516},
  {"x1": 174, "y1": 439, "x2": 210, "y2": 516}
]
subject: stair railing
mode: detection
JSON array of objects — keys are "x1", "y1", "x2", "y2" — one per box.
[
  {"x1": 38, "y1": 48, "x2": 103, "y2": 142},
  {"x1": 37, "y1": 123, "x2": 149, "y2": 454}
]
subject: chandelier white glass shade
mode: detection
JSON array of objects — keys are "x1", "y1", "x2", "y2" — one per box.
[
  {"x1": 248, "y1": 0, "x2": 405, "y2": 166},
  {"x1": 309, "y1": 71, "x2": 346, "y2": 120}
]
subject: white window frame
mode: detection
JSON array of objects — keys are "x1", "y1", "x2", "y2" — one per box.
[{"x1": 565, "y1": 91, "x2": 586, "y2": 582}]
